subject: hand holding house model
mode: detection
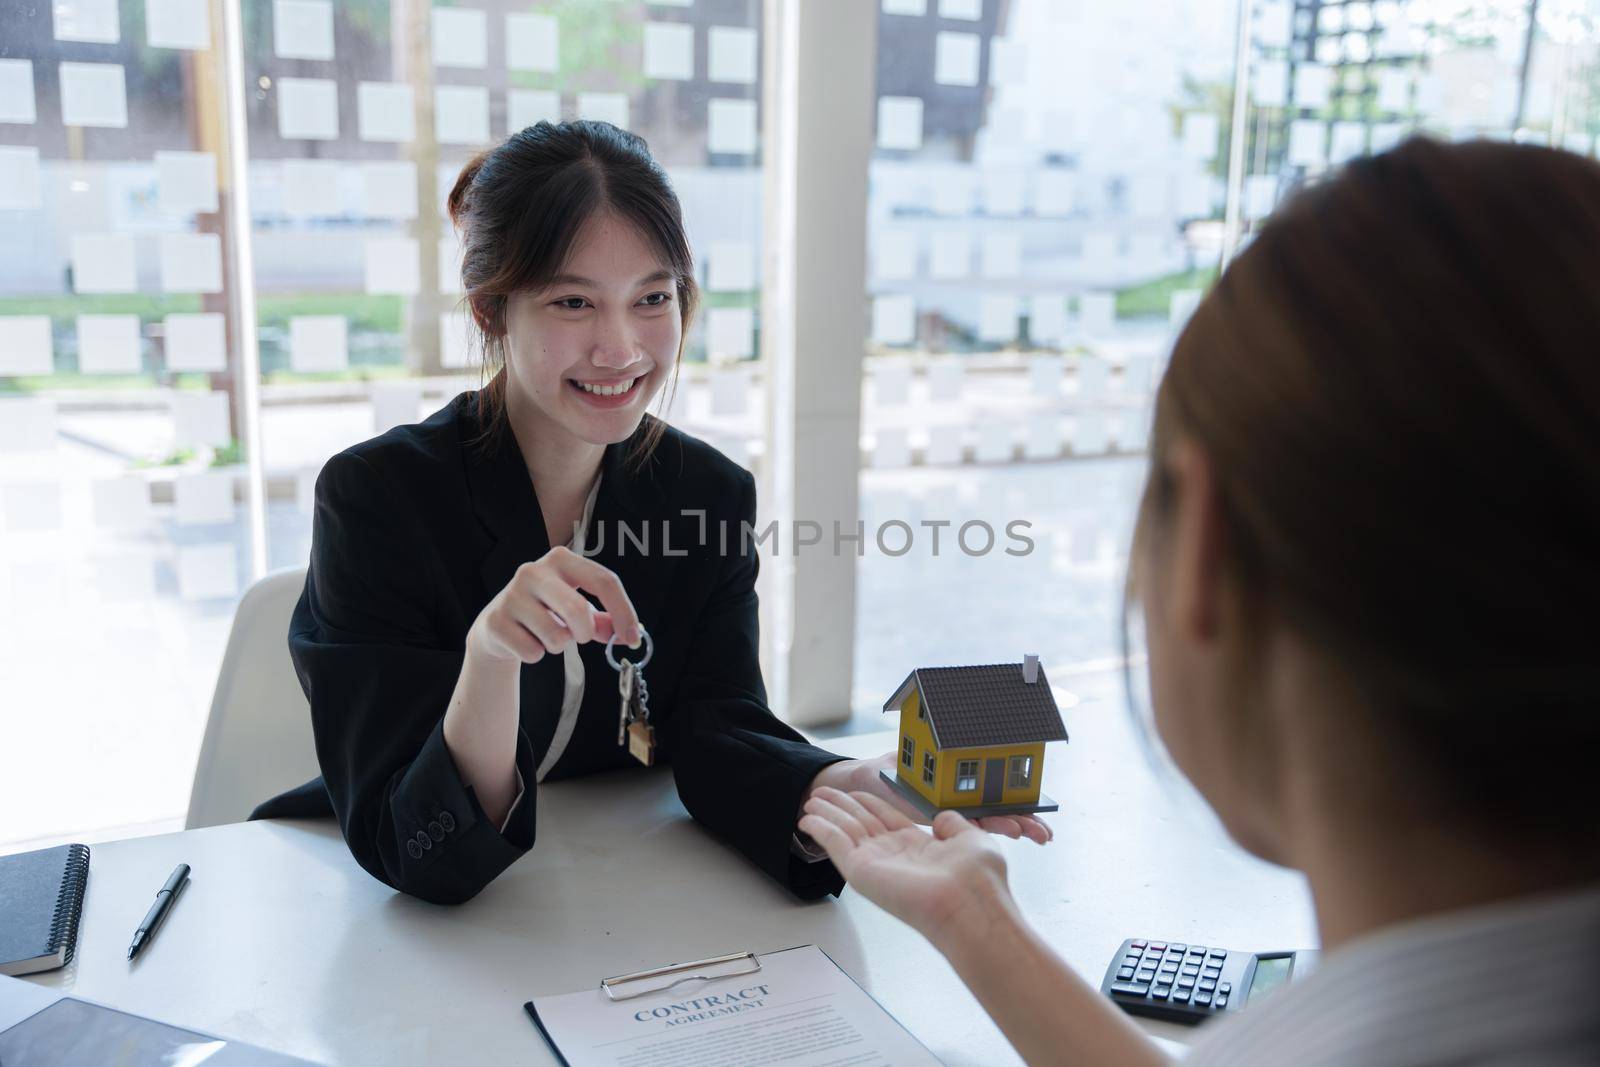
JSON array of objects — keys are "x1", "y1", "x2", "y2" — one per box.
[{"x1": 880, "y1": 654, "x2": 1068, "y2": 818}]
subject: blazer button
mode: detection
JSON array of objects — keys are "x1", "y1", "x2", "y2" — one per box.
[
  {"x1": 439, "y1": 811, "x2": 456, "y2": 833},
  {"x1": 415, "y1": 830, "x2": 433, "y2": 851},
  {"x1": 406, "y1": 839, "x2": 423, "y2": 859},
  {"x1": 428, "y1": 820, "x2": 445, "y2": 841}
]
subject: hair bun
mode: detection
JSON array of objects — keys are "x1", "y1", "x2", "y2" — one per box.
[{"x1": 447, "y1": 149, "x2": 491, "y2": 228}]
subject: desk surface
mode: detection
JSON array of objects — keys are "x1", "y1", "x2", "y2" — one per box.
[{"x1": 24, "y1": 706, "x2": 1316, "y2": 1066}]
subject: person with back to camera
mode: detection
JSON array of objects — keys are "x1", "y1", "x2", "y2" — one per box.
[
  {"x1": 799, "y1": 137, "x2": 1600, "y2": 1065},
  {"x1": 251, "y1": 120, "x2": 1050, "y2": 905}
]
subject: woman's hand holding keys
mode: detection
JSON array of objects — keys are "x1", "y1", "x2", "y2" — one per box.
[
  {"x1": 447, "y1": 545, "x2": 642, "y2": 826},
  {"x1": 466, "y1": 545, "x2": 643, "y2": 666}
]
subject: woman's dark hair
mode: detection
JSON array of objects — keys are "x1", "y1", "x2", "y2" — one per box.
[
  {"x1": 1130, "y1": 137, "x2": 1600, "y2": 847},
  {"x1": 445, "y1": 120, "x2": 700, "y2": 469}
]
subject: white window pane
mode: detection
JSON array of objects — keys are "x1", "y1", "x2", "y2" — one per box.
[
  {"x1": 0, "y1": 60, "x2": 38, "y2": 123},
  {"x1": 508, "y1": 89, "x2": 560, "y2": 133},
  {"x1": 357, "y1": 82, "x2": 414, "y2": 142},
  {"x1": 431, "y1": 7, "x2": 487, "y2": 69},
  {"x1": 147, "y1": 0, "x2": 211, "y2": 50},
  {"x1": 644, "y1": 22, "x2": 695, "y2": 81},
  {"x1": 59, "y1": 62, "x2": 127, "y2": 127},
  {"x1": 877, "y1": 96, "x2": 923, "y2": 151},
  {"x1": 0, "y1": 317, "x2": 54, "y2": 376},
  {"x1": 76, "y1": 314, "x2": 142, "y2": 374},
  {"x1": 708, "y1": 26, "x2": 757, "y2": 84},
  {"x1": 507, "y1": 14, "x2": 559, "y2": 73},
  {"x1": 277, "y1": 77, "x2": 338, "y2": 140},
  {"x1": 164, "y1": 313, "x2": 228, "y2": 373},
  {"x1": 156, "y1": 151, "x2": 219, "y2": 215},
  {"x1": 53, "y1": 0, "x2": 120, "y2": 44},
  {"x1": 273, "y1": 0, "x2": 334, "y2": 61}
]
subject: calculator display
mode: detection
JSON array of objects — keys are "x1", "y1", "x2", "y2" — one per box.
[{"x1": 1248, "y1": 955, "x2": 1292, "y2": 1000}]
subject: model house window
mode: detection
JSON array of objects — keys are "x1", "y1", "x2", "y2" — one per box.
[
  {"x1": 916, "y1": 701, "x2": 926, "y2": 721},
  {"x1": 922, "y1": 751, "x2": 936, "y2": 785},
  {"x1": 901, "y1": 735, "x2": 914, "y2": 768},
  {"x1": 1008, "y1": 755, "x2": 1033, "y2": 788},
  {"x1": 956, "y1": 760, "x2": 979, "y2": 791}
]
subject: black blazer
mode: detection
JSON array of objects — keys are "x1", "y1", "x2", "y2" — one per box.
[{"x1": 252, "y1": 391, "x2": 850, "y2": 905}]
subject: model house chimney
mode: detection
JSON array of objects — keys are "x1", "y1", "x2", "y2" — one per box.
[{"x1": 1022, "y1": 654, "x2": 1039, "y2": 684}]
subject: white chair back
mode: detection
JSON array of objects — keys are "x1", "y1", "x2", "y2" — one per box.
[{"x1": 186, "y1": 566, "x2": 317, "y2": 829}]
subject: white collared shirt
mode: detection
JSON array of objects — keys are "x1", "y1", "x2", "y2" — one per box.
[{"x1": 1184, "y1": 881, "x2": 1600, "y2": 1066}]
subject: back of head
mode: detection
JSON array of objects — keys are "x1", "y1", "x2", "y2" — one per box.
[{"x1": 1146, "y1": 137, "x2": 1600, "y2": 847}]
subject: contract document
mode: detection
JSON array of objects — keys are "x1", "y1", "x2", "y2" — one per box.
[{"x1": 523, "y1": 944, "x2": 943, "y2": 1066}]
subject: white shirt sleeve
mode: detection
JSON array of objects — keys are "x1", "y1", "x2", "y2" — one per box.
[
  {"x1": 790, "y1": 829, "x2": 830, "y2": 863},
  {"x1": 499, "y1": 767, "x2": 526, "y2": 834}
]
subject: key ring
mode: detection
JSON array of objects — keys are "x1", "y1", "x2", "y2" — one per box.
[{"x1": 605, "y1": 626, "x2": 652, "y2": 671}]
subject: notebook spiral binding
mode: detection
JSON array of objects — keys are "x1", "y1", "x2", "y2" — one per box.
[{"x1": 47, "y1": 844, "x2": 91, "y2": 967}]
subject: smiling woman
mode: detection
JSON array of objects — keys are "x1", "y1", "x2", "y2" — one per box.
[
  {"x1": 251, "y1": 120, "x2": 1040, "y2": 908},
  {"x1": 500, "y1": 221, "x2": 682, "y2": 429},
  {"x1": 447, "y1": 121, "x2": 699, "y2": 477}
]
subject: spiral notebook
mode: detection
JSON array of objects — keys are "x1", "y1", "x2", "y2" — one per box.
[{"x1": 0, "y1": 844, "x2": 90, "y2": 977}]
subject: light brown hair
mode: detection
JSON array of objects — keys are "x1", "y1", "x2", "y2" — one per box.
[{"x1": 1132, "y1": 137, "x2": 1600, "y2": 845}]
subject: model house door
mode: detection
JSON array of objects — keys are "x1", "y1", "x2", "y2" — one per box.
[{"x1": 983, "y1": 758, "x2": 1004, "y2": 804}]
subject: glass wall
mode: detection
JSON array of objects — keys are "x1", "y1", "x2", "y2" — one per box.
[
  {"x1": 4, "y1": 0, "x2": 1598, "y2": 844},
  {"x1": 246, "y1": 0, "x2": 767, "y2": 570},
  {"x1": 854, "y1": 0, "x2": 1238, "y2": 716},
  {"x1": 0, "y1": 0, "x2": 246, "y2": 845},
  {"x1": 0, "y1": 0, "x2": 765, "y2": 850},
  {"x1": 851, "y1": 0, "x2": 1600, "y2": 722},
  {"x1": 1239, "y1": 0, "x2": 1600, "y2": 232}
]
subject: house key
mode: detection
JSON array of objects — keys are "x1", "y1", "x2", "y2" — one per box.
[{"x1": 607, "y1": 627, "x2": 655, "y2": 767}]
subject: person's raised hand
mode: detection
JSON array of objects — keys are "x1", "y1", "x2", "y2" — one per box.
[
  {"x1": 466, "y1": 545, "x2": 641, "y2": 666},
  {"x1": 799, "y1": 786, "x2": 1019, "y2": 945},
  {"x1": 803, "y1": 753, "x2": 1053, "y2": 845}
]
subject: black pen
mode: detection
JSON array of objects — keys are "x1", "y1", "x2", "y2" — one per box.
[{"x1": 128, "y1": 863, "x2": 190, "y2": 961}]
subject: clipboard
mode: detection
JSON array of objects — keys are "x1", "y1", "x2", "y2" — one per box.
[
  {"x1": 524, "y1": 947, "x2": 947, "y2": 1067},
  {"x1": 523, "y1": 949, "x2": 763, "y2": 1067},
  {"x1": 599, "y1": 950, "x2": 762, "y2": 1001}
]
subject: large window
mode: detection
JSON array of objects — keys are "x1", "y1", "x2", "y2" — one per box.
[
  {"x1": 4, "y1": 0, "x2": 1598, "y2": 851},
  {"x1": 1, "y1": 0, "x2": 244, "y2": 848},
  {"x1": 247, "y1": 0, "x2": 767, "y2": 569},
  {"x1": 1, "y1": 0, "x2": 765, "y2": 852},
  {"x1": 849, "y1": 0, "x2": 1600, "y2": 727}
]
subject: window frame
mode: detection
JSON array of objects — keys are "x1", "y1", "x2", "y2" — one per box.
[
  {"x1": 1007, "y1": 754, "x2": 1033, "y2": 789},
  {"x1": 955, "y1": 759, "x2": 979, "y2": 792}
]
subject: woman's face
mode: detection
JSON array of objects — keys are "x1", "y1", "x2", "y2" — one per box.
[
  {"x1": 1137, "y1": 441, "x2": 1288, "y2": 865},
  {"x1": 499, "y1": 211, "x2": 682, "y2": 447}
]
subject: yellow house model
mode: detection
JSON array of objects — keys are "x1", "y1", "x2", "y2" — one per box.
[{"x1": 879, "y1": 655, "x2": 1068, "y2": 817}]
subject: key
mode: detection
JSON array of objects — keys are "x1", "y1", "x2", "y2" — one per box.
[
  {"x1": 606, "y1": 627, "x2": 656, "y2": 767},
  {"x1": 617, "y1": 661, "x2": 636, "y2": 745},
  {"x1": 626, "y1": 668, "x2": 655, "y2": 767}
]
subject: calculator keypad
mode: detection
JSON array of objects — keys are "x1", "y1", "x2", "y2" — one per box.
[{"x1": 1107, "y1": 938, "x2": 1233, "y2": 1022}]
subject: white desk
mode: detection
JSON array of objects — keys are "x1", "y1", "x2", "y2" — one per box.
[{"x1": 23, "y1": 704, "x2": 1316, "y2": 1066}]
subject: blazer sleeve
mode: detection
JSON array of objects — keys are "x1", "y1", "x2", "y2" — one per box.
[
  {"x1": 660, "y1": 468, "x2": 852, "y2": 900},
  {"x1": 289, "y1": 449, "x2": 539, "y2": 905}
]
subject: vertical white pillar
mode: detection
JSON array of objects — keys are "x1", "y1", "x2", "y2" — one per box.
[
  {"x1": 218, "y1": 0, "x2": 268, "y2": 579},
  {"x1": 1220, "y1": 0, "x2": 1253, "y2": 269},
  {"x1": 760, "y1": 0, "x2": 875, "y2": 728}
]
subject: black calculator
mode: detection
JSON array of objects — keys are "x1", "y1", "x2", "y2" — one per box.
[{"x1": 1098, "y1": 938, "x2": 1318, "y2": 1026}]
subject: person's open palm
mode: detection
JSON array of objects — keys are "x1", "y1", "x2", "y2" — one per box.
[{"x1": 799, "y1": 786, "x2": 1016, "y2": 942}]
